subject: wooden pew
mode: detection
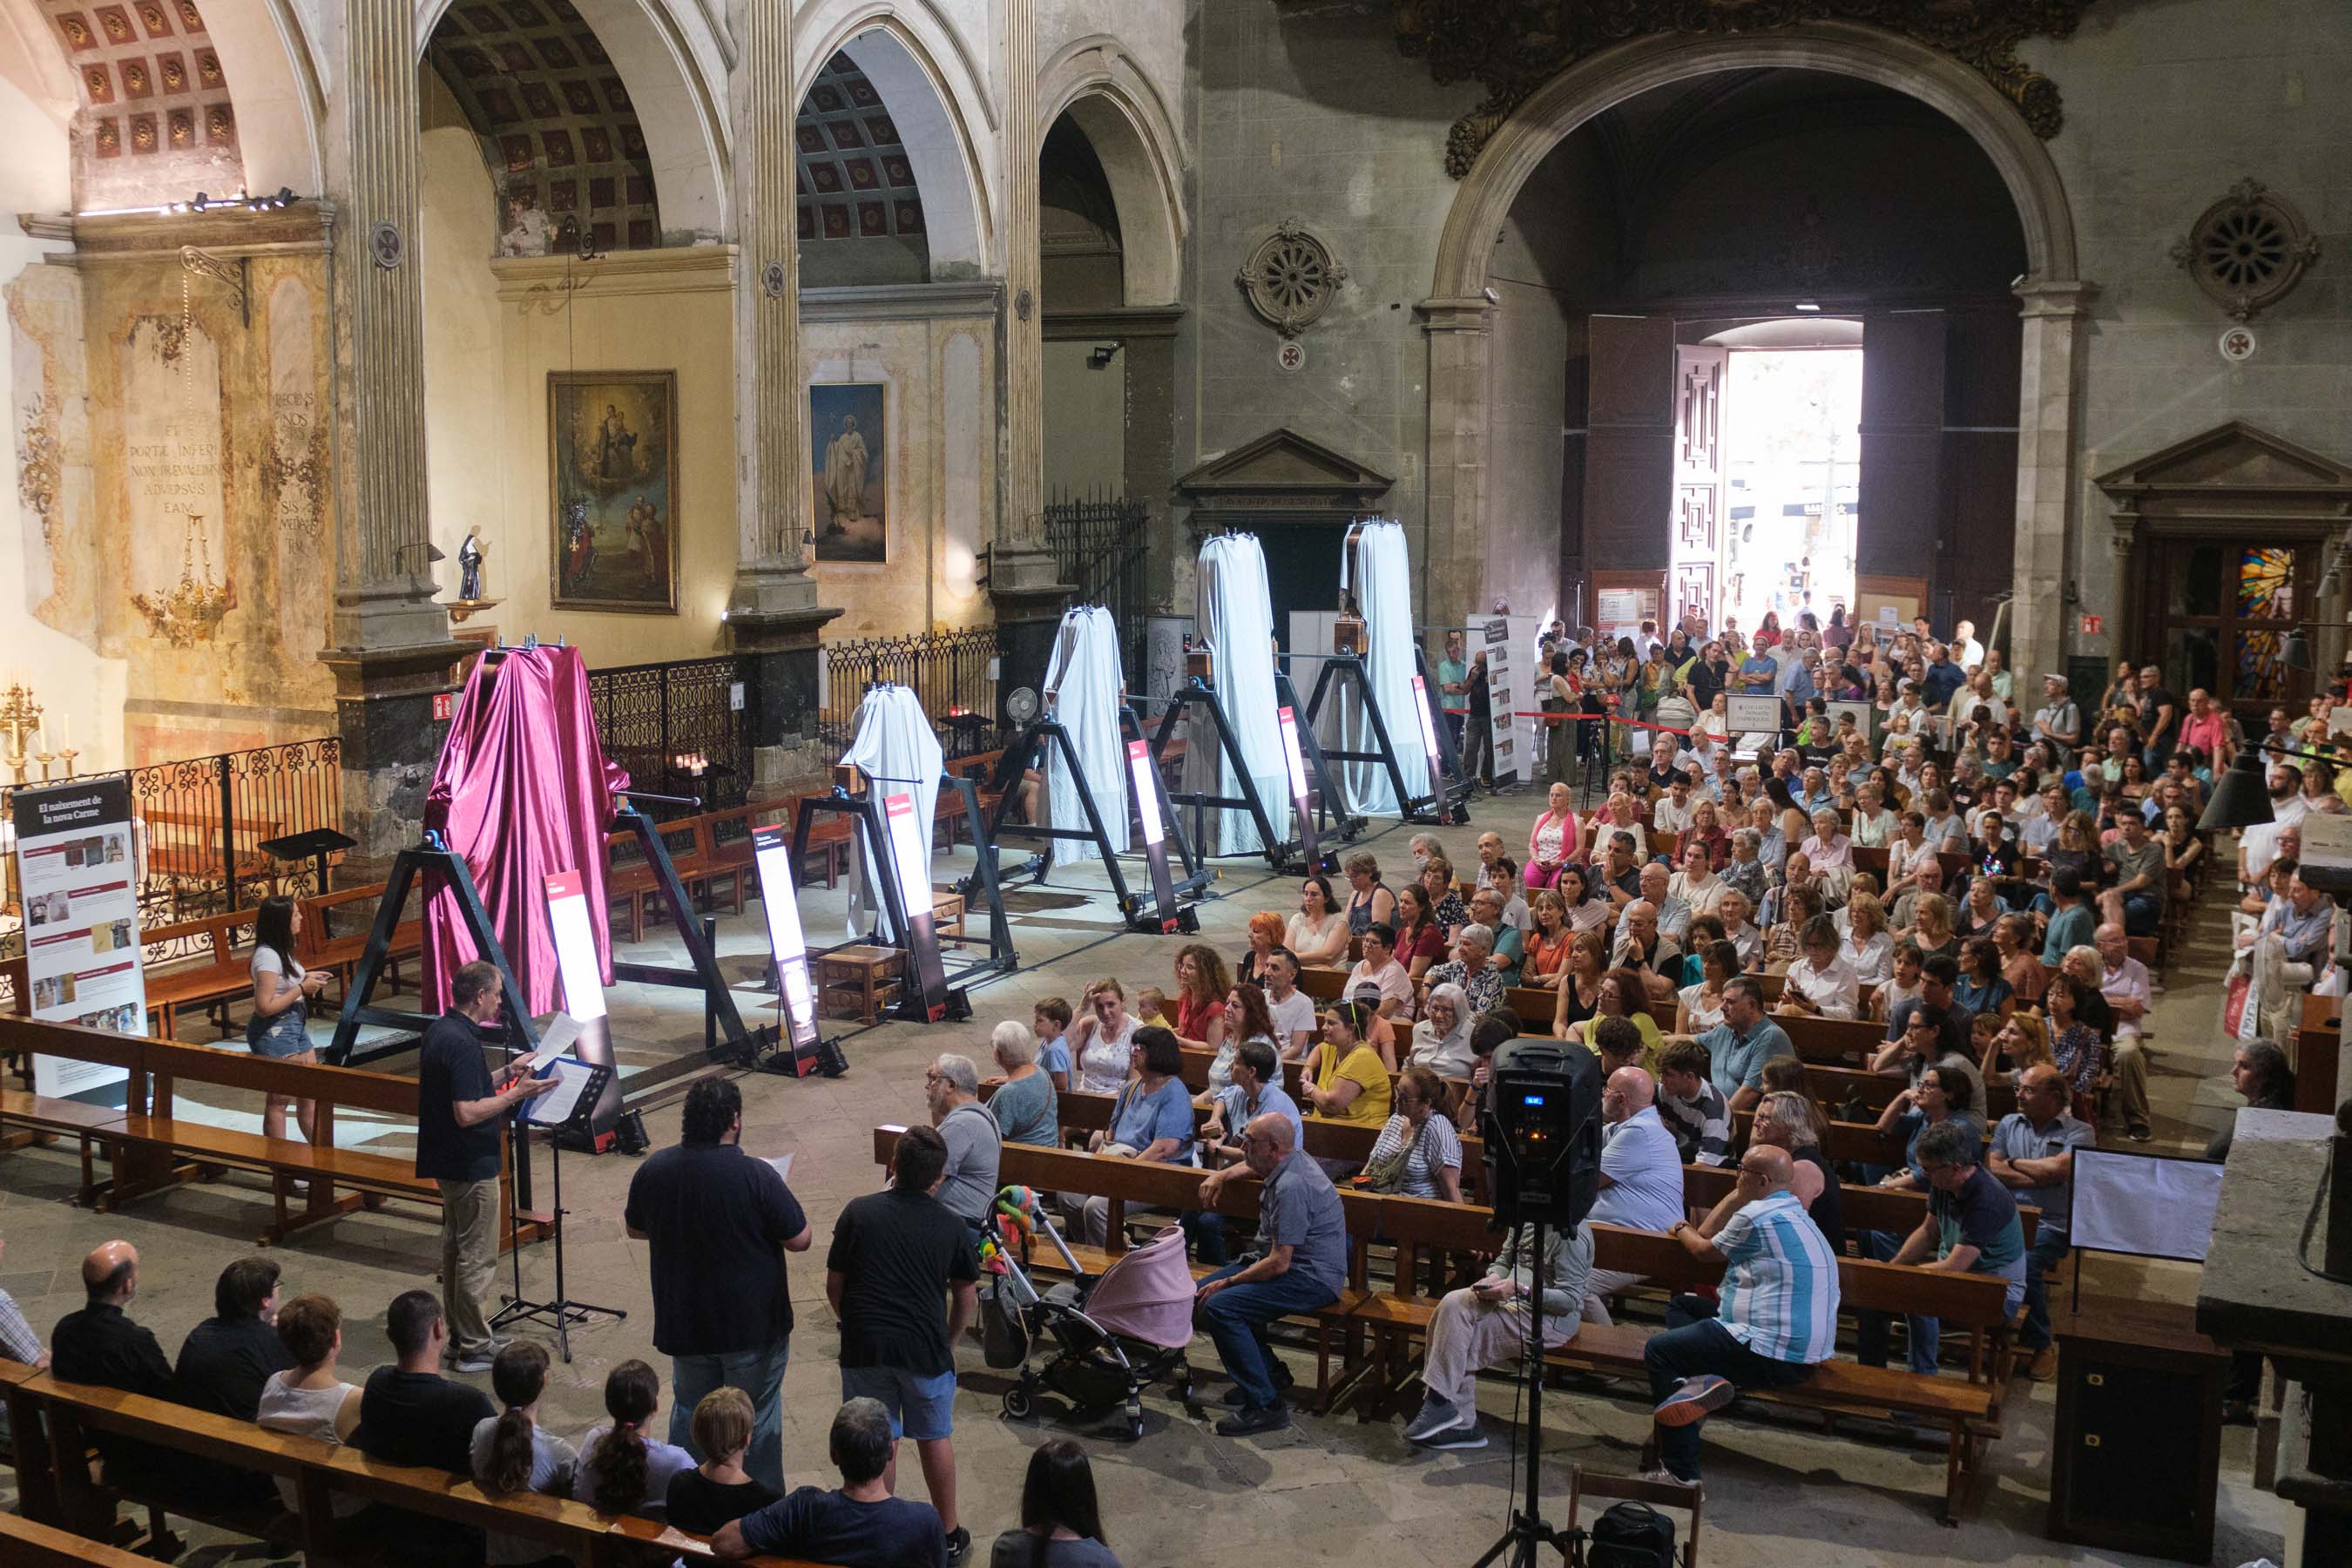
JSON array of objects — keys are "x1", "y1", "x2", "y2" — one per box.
[
  {"x1": 139, "y1": 906, "x2": 266, "y2": 1041},
  {"x1": 299, "y1": 882, "x2": 424, "y2": 997},
  {"x1": 0, "y1": 1016, "x2": 522, "y2": 1250},
  {"x1": 1365, "y1": 1199, "x2": 2013, "y2": 1524},
  {"x1": 869, "y1": 1126, "x2": 1379, "y2": 1411},
  {"x1": 0, "y1": 1512, "x2": 157, "y2": 1568},
  {"x1": 3, "y1": 1363, "x2": 833, "y2": 1567}
]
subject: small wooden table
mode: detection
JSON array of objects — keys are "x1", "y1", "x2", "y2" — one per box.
[
  {"x1": 814, "y1": 945, "x2": 902, "y2": 1024},
  {"x1": 2296, "y1": 993, "x2": 2340, "y2": 1117},
  {"x1": 2046, "y1": 1294, "x2": 2227, "y2": 1564}
]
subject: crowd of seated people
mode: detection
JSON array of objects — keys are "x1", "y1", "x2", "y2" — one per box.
[{"x1": 17, "y1": 1241, "x2": 1129, "y2": 1568}]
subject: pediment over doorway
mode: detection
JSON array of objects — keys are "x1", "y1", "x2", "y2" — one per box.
[
  {"x1": 1176, "y1": 427, "x2": 1396, "y2": 518},
  {"x1": 2097, "y1": 421, "x2": 2352, "y2": 507},
  {"x1": 2097, "y1": 422, "x2": 2352, "y2": 544}
]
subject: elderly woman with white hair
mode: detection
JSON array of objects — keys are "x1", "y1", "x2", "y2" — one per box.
[
  {"x1": 1407, "y1": 983, "x2": 1475, "y2": 1078},
  {"x1": 985, "y1": 1020, "x2": 1058, "y2": 1148},
  {"x1": 1427, "y1": 923, "x2": 1506, "y2": 1015},
  {"x1": 1749, "y1": 1089, "x2": 1845, "y2": 1252}
]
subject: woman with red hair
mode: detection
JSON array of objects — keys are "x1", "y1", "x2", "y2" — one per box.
[{"x1": 1237, "y1": 910, "x2": 1288, "y2": 988}]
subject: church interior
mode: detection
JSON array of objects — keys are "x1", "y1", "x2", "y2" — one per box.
[{"x1": 3, "y1": 0, "x2": 2352, "y2": 1564}]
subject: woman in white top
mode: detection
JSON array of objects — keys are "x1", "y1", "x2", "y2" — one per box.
[
  {"x1": 1840, "y1": 890, "x2": 1895, "y2": 986},
  {"x1": 1284, "y1": 874, "x2": 1350, "y2": 967},
  {"x1": 247, "y1": 895, "x2": 328, "y2": 1145},
  {"x1": 472, "y1": 1342, "x2": 579, "y2": 1566},
  {"x1": 1675, "y1": 938, "x2": 1738, "y2": 1034},
  {"x1": 255, "y1": 1293, "x2": 363, "y2": 1515},
  {"x1": 1526, "y1": 782, "x2": 1579, "y2": 891},
  {"x1": 1848, "y1": 782, "x2": 1900, "y2": 849},
  {"x1": 1407, "y1": 983, "x2": 1474, "y2": 1079},
  {"x1": 1778, "y1": 916, "x2": 1861, "y2": 1019},
  {"x1": 1365, "y1": 1065, "x2": 1464, "y2": 1202},
  {"x1": 1667, "y1": 838, "x2": 1726, "y2": 918},
  {"x1": 1067, "y1": 977, "x2": 1139, "y2": 1094},
  {"x1": 1588, "y1": 791, "x2": 1646, "y2": 862},
  {"x1": 1885, "y1": 810, "x2": 1936, "y2": 892},
  {"x1": 1694, "y1": 692, "x2": 1731, "y2": 744},
  {"x1": 576, "y1": 1359, "x2": 696, "y2": 1519}
]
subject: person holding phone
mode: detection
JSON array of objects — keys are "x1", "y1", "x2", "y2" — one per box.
[{"x1": 1402, "y1": 1216, "x2": 1597, "y2": 1450}]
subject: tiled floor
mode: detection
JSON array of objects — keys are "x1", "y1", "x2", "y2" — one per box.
[{"x1": 0, "y1": 784, "x2": 2292, "y2": 1566}]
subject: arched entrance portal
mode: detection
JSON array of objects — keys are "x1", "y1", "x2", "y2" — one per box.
[{"x1": 1423, "y1": 22, "x2": 2085, "y2": 678}]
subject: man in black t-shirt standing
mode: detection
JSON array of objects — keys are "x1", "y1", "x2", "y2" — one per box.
[
  {"x1": 625, "y1": 1077, "x2": 810, "y2": 1495},
  {"x1": 828, "y1": 1125, "x2": 980, "y2": 1564},
  {"x1": 415, "y1": 960, "x2": 556, "y2": 1372}
]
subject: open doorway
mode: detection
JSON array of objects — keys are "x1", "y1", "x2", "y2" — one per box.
[{"x1": 1720, "y1": 341, "x2": 1862, "y2": 634}]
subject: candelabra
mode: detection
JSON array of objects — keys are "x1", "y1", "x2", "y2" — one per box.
[{"x1": 2, "y1": 683, "x2": 41, "y2": 785}]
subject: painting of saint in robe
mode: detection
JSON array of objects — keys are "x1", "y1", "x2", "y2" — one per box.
[
  {"x1": 550, "y1": 371, "x2": 677, "y2": 612},
  {"x1": 809, "y1": 382, "x2": 886, "y2": 564}
]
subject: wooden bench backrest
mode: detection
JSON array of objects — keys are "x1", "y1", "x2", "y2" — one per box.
[
  {"x1": 1296, "y1": 966, "x2": 1348, "y2": 1003},
  {"x1": 141, "y1": 906, "x2": 260, "y2": 969},
  {"x1": 6, "y1": 1367, "x2": 828, "y2": 1567},
  {"x1": 145, "y1": 1038, "x2": 423, "y2": 1118},
  {"x1": 0, "y1": 1513, "x2": 157, "y2": 1568}
]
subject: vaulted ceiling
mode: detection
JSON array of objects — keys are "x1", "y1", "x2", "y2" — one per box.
[
  {"x1": 426, "y1": 0, "x2": 662, "y2": 253},
  {"x1": 796, "y1": 52, "x2": 926, "y2": 250},
  {"x1": 36, "y1": 0, "x2": 243, "y2": 209}
]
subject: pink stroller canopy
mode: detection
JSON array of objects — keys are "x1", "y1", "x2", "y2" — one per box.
[{"x1": 1082, "y1": 1224, "x2": 1197, "y2": 1349}]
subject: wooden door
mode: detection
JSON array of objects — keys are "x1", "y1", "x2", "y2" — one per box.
[
  {"x1": 2146, "y1": 539, "x2": 2315, "y2": 726},
  {"x1": 1673, "y1": 344, "x2": 1725, "y2": 629},
  {"x1": 1581, "y1": 315, "x2": 1675, "y2": 601}
]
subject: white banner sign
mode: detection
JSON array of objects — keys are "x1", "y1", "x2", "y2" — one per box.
[{"x1": 13, "y1": 776, "x2": 143, "y2": 1100}]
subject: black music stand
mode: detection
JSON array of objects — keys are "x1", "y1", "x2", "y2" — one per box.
[
  {"x1": 493, "y1": 1057, "x2": 625, "y2": 1362},
  {"x1": 258, "y1": 827, "x2": 356, "y2": 896}
]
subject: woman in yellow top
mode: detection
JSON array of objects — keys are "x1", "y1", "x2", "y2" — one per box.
[{"x1": 1301, "y1": 1001, "x2": 1393, "y2": 1125}]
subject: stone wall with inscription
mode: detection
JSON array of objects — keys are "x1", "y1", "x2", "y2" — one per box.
[{"x1": 11, "y1": 209, "x2": 337, "y2": 765}]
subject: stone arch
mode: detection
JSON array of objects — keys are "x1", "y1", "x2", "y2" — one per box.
[
  {"x1": 414, "y1": 0, "x2": 728, "y2": 239},
  {"x1": 1419, "y1": 20, "x2": 2086, "y2": 675},
  {"x1": 204, "y1": 0, "x2": 327, "y2": 198},
  {"x1": 795, "y1": 3, "x2": 995, "y2": 272},
  {"x1": 1037, "y1": 34, "x2": 1184, "y2": 306},
  {"x1": 1430, "y1": 22, "x2": 2077, "y2": 299}
]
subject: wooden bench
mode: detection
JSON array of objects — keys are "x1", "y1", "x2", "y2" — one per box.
[
  {"x1": 139, "y1": 907, "x2": 265, "y2": 1041},
  {"x1": 299, "y1": 882, "x2": 424, "y2": 997},
  {"x1": 1365, "y1": 1200, "x2": 2012, "y2": 1523},
  {"x1": 870, "y1": 1126, "x2": 1380, "y2": 1412},
  {"x1": 3, "y1": 1364, "x2": 832, "y2": 1567},
  {"x1": 0, "y1": 1016, "x2": 522, "y2": 1249}
]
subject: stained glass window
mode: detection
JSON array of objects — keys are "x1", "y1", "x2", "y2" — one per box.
[{"x1": 2235, "y1": 547, "x2": 2296, "y2": 699}]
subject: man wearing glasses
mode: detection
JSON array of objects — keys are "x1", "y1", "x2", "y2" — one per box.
[
  {"x1": 1855, "y1": 1119, "x2": 2026, "y2": 1375},
  {"x1": 923, "y1": 1054, "x2": 1001, "y2": 1232}
]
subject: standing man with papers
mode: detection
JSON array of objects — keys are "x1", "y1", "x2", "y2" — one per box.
[
  {"x1": 625, "y1": 1078, "x2": 812, "y2": 1494},
  {"x1": 416, "y1": 961, "x2": 559, "y2": 1373}
]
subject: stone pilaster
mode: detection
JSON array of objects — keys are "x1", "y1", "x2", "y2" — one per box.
[
  {"x1": 986, "y1": 0, "x2": 1070, "y2": 720},
  {"x1": 2009, "y1": 279, "x2": 2096, "y2": 684},
  {"x1": 322, "y1": 0, "x2": 465, "y2": 870},
  {"x1": 1418, "y1": 295, "x2": 1495, "y2": 629},
  {"x1": 728, "y1": 0, "x2": 839, "y2": 791}
]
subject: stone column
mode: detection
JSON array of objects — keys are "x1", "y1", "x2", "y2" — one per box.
[
  {"x1": 1418, "y1": 296, "x2": 1495, "y2": 628},
  {"x1": 318, "y1": 0, "x2": 467, "y2": 871},
  {"x1": 2009, "y1": 279, "x2": 2097, "y2": 684},
  {"x1": 988, "y1": 0, "x2": 1071, "y2": 720},
  {"x1": 727, "y1": 0, "x2": 839, "y2": 791}
]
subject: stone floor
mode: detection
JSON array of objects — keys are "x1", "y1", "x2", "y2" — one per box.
[{"x1": 0, "y1": 784, "x2": 2294, "y2": 1566}]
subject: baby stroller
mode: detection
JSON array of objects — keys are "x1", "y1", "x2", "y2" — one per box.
[{"x1": 979, "y1": 1186, "x2": 1198, "y2": 1440}]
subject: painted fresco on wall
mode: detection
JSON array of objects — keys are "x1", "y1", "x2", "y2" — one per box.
[
  {"x1": 550, "y1": 370, "x2": 678, "y2": 612},
  {"x1": 810, "y1": 382, "x2": 886, "y2": 564}
]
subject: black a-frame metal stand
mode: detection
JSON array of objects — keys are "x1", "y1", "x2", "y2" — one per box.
[
  {"x1": 972, "y1": 708, "x2": 1206, "y2": 931},
  {"x1": 1142, "y1": 675, "x2": 1348, "y2": 873},
  {"x1": 794, "y1": 774, "x2": 1018, "y2": 1025},
  {"x1": 605, "y1": 795, "x2": 759, "y2": 1063},
  {"x1": 325, "y1": 831, "x2": 539, "y2": 1069},
  {"x1": 1301, "y1": 652, "x2": 1471, "y2": 827}
]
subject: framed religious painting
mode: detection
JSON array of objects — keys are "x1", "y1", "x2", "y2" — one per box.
[
  {"x1": 809, "y1": 382, "x2": 887, "y2": 564},
  {"x1": 549, "y1": 370, "x2": 679, "y2": 612}
]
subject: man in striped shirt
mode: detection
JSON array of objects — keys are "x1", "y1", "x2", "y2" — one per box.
[{"x1": 1644, "y1": 1146, "x2": 1840, "y2": 1483}]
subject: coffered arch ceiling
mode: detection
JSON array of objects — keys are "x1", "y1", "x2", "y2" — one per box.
[
  {"x1": 426, "y1": 0, "x2": 666, "y2": 253},
  {"x1": 33, "y1": 0, "x2": 246, "y2": 210},
  {"x1": 794, "y1": 48, "x2": 929, "y2": 282}
]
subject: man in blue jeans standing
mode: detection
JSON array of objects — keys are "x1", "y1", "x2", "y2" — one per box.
[
  {"x1": 1193, "y1": 1113, "x2": 1348, "y2": 1436},
  {"x1": 1645, "y1": 1146, "x2": 1840, "y2": 1482},
  {"x1": 625, "y1": 1078, "x2": 811, "y2": 1497},
  {"x1": 1985, "y1": 1064, "x2": 2094, "y2": 1382}
]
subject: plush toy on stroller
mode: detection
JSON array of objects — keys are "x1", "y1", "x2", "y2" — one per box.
[{"x1": 979, "y1": 1185, "x2": 1198, "y2": 1440}]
